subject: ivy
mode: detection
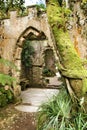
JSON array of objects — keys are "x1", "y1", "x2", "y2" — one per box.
[{"x1": 21, "y1": 40, "x2": 35, "y2": 68}]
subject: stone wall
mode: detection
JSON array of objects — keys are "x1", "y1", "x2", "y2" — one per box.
[
  {"x1": 0, "y1": 6, "x2": 57, "y2": 88},
  {"x1": 67, "y1": 1, "x2": 87, "y2": 59}
]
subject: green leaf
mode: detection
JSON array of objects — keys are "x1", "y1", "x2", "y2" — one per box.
[{"x1": 0, "y1": 73, "x2": 16, "y2": 86}]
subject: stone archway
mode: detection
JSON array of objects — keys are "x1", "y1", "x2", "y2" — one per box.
[{"x1": 13, "y1": 26, "x2": 49, "y2": 89}]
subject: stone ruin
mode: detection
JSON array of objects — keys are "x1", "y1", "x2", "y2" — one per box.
[{"x1": 0, "y1": 6, "x2": 58, "y2": 94}]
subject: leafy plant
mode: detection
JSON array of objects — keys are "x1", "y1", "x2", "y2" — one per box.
[
  {"x1": 36, "y1": 4, "x2": 46, "y2": 11},
  {"x1": 0, "y1": 73, "x2": 16, "y2": 86},
  {"x1": 37, "y1": 88, "x2": 87, "y2": 130},
  {"x1": 37, "y1": 89, "x2": 72, "y2": 130},
  {"x1": 67, "y1": 113, "x2": 87, "y2": 130},
  {"x1": 47, "y1": 3, "x2": 72, "y2": 31},
  {"x1": 0, "y1": 58, "x2": 16, "y2": 107},
  {"x1": 36, "y1": 4, "x2": 46, "y2": 17},
  {"x1": 42, "y1": 67, "x2": 55, "y2": 77},
  {"x1": 0, "y1": 58, "x2": 17, "y2": 86},
  {"x1": 0, "y1": 0, "x2": 26, "y2": 18}
]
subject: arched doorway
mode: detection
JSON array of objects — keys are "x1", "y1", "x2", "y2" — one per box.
[{"x1": 13, "y1": 27, "x2": 50, "y2": 89}]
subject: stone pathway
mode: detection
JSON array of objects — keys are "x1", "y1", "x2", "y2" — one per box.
[{"x1": 15, "y1": 88, "x2": 59, "y2": 112}]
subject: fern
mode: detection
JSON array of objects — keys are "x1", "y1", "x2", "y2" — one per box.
[
  {"x1": 0, "y1": 73, "x2": 16, "y2": 86},
  {"x1": 0, "y1": 58, "x2": 17, "y2": 86}
]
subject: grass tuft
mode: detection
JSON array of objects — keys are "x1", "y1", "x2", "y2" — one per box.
[{"x1": 37, "y1": 88, "x2": 87, "y2": 130}]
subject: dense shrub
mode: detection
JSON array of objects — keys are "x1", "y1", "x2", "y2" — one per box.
[
  {"x1": 0, "y1": 87, "x2": 14, "y2": 107},
  {"x1": 0, "y1": 58, "x2": 16, "y2": 107}
]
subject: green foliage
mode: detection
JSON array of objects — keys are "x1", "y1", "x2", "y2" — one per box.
[
  {"x1": 36, "y1": 4, "x2": 46, "y2": 9},
  {"x1": 47, "y1": 1, "x2": 71, "y2": 30},
  {"x1": 0, "y1": 58, "x2": 16, "y2": 107},
  {"x1": 0, "y1": 58, "x2": 17, "y2": 86},
  {"x1": 0, "y1": 87, "x2": 14, "y2": 107},
  {"x1": 0, "y1": 0, "x2": 26, "y2": 18},
  {"x1": 42, "y1": 67, "x2": 55, "y2": 77},
  {"x1": 0, "y1": 73, "x2": 16, "y2": 86},
  {"x1": 21, "y1": 40, "x2": 35, "y2": 67},
  {"x1": 37, "y1": 89, "x2": 72, "y2": 130},
  {"x1": 37, "y1": 89, "x2": 87, "y2": 130}
]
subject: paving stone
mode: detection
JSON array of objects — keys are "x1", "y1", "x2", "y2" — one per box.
[{"x1": 15, "y1": 88, "x2": 59, "y2": 112}]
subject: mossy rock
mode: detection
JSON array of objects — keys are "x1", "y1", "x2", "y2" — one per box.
[{"x1": 47, "y1": 0, "x2": 87, "y2": 97}]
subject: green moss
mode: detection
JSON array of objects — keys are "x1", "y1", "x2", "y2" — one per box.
[
  {"x1": 82, "y1": 0, "x2": 87, "y2": 3},
  {"x1": 53, "y1": 29, "x2": 87, "y2": 78},
  {"x1": 47, "y1": 0, "x2": 87, "y2": 94},
  {"x1": 21, "y1": 40, "x2": 35, "y2": 67}
]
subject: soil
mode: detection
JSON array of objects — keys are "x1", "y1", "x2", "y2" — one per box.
[{"x1": 0, "y1": 104, "x2": 37, "y2": 130}]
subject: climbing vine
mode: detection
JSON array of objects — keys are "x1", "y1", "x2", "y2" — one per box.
[{"x1": 21, "y1": 40, "x2": 35, "y2": 68}]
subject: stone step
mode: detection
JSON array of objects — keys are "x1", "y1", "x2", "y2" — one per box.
[
  {"x1": 44, "y1": 75, "x2": 63, "y2": 88},
  {"x1": 15, "y1": 88, "x2": 59, "y2": 112}
]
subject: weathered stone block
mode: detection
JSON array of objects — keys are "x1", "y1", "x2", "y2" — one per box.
[{"x1": 15, "y1": 47, "x2": 22, "y2": 60}]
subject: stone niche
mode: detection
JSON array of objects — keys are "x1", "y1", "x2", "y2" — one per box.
[
  {"x1": 13, "y1": 27, "x2": 56, "y2": 89},
  {"x1": 44, "y1": 48, "x2": 56, "y2": 76}
]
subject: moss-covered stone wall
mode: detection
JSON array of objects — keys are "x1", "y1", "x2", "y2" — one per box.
[{"x1": 47, "y1": 0, "x2": 87, "y2": 103}]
